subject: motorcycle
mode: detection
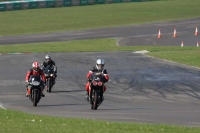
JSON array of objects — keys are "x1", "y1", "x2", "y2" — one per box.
[
  {"x1": 43, "y1": 65, "x2": 55, "y2": 93},
  {"x1": 28, "y1": 75, "x2": 43, "y2": 107},
  {"x1": 89, "y1": 72, "x2": 104, "y2": 110}
]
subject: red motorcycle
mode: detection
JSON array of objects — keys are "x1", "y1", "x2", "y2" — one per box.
[{"x1": 89, "y1": 72, "x2": 104, "y2": 110}]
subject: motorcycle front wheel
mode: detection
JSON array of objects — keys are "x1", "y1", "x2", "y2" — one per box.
[
  {"x1": 48, "y1": 78, "x2": 52, "y2": 93},
  {"x1": 93, "y1": 92, "x2": 98, "y2": 110},
  {"x1": 33, "y1": 90, "x2": 37, "y2": 107}
]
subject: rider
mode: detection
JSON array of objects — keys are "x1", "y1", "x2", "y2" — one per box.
[
  {"x1": 85, "y1": 59, "x2": 109, "y2": 102},
  {"x1": 41, "y1": 55, "x2": 57, "y2": 85},
  {"x1": 25, "y1": 62, "x2": 46, "y2": 97}
]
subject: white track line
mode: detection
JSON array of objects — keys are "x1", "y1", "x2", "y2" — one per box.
[
  {"x1": 116, "y1": 37, "x2": 122, "y2": 46},
  {"x1": 0, "y1": 103, "x2": 6, "y2": 110}
]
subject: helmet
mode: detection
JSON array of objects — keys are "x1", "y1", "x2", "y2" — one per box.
[
  {"x1": 32, "y1": 62, "x2": 40, "y2": 72},
  {"x1": 96, "y1": 59, "x2": 105, "y2": 70},
  {"x1": 45, "y1": 55, "x2": 51, "y2": 62}
]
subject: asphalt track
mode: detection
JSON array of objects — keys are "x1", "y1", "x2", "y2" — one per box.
[{"x1": 0, "y1": 18, "x2": 200, "y2": 127}]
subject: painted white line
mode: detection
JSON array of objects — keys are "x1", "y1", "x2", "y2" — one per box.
[
  {"x1": 0, "y1": 103, "x2": 6, "y2": 110},
  {"x1": 116, "y1": 37, "x2": 122, "y2": 46},
  {"x1": 133, "y1": 50, "x2": 149, "y2": 54}
]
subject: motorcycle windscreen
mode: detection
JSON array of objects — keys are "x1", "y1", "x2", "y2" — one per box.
[
  {"x1": 43, "y1": 65, "x2": 54, "y2": 75},
  {"x1": 92, "y1": 72, "x2": 104, "y2": 81},
  {"x1": 30, "y1": 75, "x2": 41, "y2": 86}
]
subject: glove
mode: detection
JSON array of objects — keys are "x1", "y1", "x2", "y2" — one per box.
[
  {"x1": 88, "y1": 78, "x2": 92, "y2": 82},
  {"x1": 26, "y1": 80, "x2": 30, "y2": 85}
]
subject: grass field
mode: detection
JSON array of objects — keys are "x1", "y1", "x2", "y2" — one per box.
[
  {"x1": 1, "y1": 109, "x2": 200, "y2": 133},
  {"x1": 0, "y1": 0, "x2": 200, "y2": 36},
  {"x1": 1, "y1": 0, "x2": 200, "y2": 132}
]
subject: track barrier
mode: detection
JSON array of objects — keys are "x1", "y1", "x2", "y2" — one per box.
[{"x1": 0, "y1": 0, "x2": 151, "y2": 12}]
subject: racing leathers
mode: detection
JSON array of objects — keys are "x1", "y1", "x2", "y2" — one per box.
[
  {"x1": 85, "y1": 67, "x2": 109, "y2": 101},
  {"x1": 41, "y1": 60, "x2": 57, "y2": 84},
  {"x1": 25, "y1": 69, "x2": 46, "y2": 97}
]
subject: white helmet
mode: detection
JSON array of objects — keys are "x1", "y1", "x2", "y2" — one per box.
[
  {"x1": 96, "y1": 59, "x2": 105, "y2": 70},
  {"x1": 32, "y1": 62, "x2": 40, "y2": 72},
  {"x1": 45, "y1": 55, "x2": 51, "y2": 62}
]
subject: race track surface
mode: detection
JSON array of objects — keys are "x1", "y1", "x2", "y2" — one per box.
[{"x1": 0, "y1": 18, "x2": 200, "y2": 127}]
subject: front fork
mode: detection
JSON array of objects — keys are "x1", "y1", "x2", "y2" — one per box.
[{"x1": 89, "y1": 86, "x2": 103, "y2": 103}]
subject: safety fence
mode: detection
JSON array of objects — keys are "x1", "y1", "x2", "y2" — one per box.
[{"x1": 0, "y1": 0, "x2": 155, "y2": 12}]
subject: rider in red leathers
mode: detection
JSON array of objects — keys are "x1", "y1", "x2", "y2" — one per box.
[
  {"x1": 25, "y1": 62, "x2": 46, "y2": 97},
  {"x1": 85, "y1": 59, "x2": 109, "y2": 102}
]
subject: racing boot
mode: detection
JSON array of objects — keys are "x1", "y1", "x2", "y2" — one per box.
[
  {"x1": 26, "y1": 91, "x2": 29, "y2": 97},
  {"x1": 41, "y1": 91, "x2": 45, "y2": 97},
  {"x1": 85, "y1": 91, "x2": 89, "y2": 101},
  {"x1": 89, "y1": 96, "x2": 92, "y2": 104},
  {"x1": 41, "y1": 86, "x2": 45, "y2": 97},
  {"x1": 26, "y1": 89, "x2": 31, "y2": 97}
]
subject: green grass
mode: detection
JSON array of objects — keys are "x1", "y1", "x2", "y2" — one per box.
[
  {"x1": 0, "y1": 109, "x2": 200, "y2": 133},
  {"x1": 0, "y1": 38, "x2": 199, "y2": 53},
  {"x1": 148, "y1": 51, "x2": 200, "y2": 68},
  {"x1": 0, "y1": 0, "x2": 200, "y2": 35}
]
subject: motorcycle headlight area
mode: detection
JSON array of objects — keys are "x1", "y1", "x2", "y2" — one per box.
[
  {"x1": 31, "y1": 81, "x2": 40, "y2": 86},
  {"x1": 50, "y1": 74, "x2": 54, "y2": 76},
  {"x1": 92, "y1": 81, "x2": 103, "y2": 86},
  {"x1": 98, "y1": 81, "x2": 103, "y2": 86}
]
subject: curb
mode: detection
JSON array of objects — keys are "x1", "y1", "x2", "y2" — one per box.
[{"x1": 0, "y1": 52, "x2": 49, "y2": 55}]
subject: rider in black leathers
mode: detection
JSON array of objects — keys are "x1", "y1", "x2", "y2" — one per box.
[{"x1": 41, "y1": 55, "x2": 57, "y2": 85}]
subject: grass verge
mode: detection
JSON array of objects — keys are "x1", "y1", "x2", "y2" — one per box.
[
  {"x1": 0, "y1": 0, "x2": 200, "y2": 35},
  {"x1": 1, "y1": 109, "x2": 200, "y2": 133}
]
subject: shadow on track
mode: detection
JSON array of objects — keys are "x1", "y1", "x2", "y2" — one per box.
[
  {"x1": 51, "y1": 90, "x2": 84, "y2": 93},
  {"x1": 39, "y1": 103, "x2": 86, "y2": 107}
]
